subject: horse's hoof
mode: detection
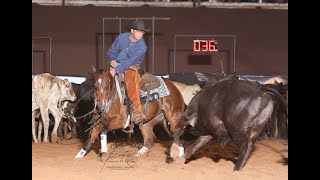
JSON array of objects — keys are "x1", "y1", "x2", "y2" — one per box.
[
  {"x1": 99, "y1": 152, "x2": 108, "y2": 162},
  {"x1": 75, "y1": 149, "x2": 87, "y2": 158},
  {"x1": 56, "y1": 137, "x2": 64, "y2": 144},
  {"x1": 51, "y1": 135, "x2": 58, "y2": 143},
  {"x1": 166, "y1": 156, "x2": 174, "y2": 164},
  {"x1": 170, "y1": 143, "x2": 182, "y2": 158},
  {"x1": 134, "y1": 146, "x2": 148, "y2": 157}
]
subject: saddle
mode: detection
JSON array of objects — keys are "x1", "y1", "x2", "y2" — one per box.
[
  {"x1": 117, "y1": 71, "x2": 161, "y2": 105},
  {"x1": 116, "y1": 71, "x2": 161, "y2": 127},
  {"x1": 140, "y1": 72, "x2": 161, "y2": 92}
]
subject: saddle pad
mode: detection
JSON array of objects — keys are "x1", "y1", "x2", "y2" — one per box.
[{"x1": 140, "y1": 76, "x2": 170, "y2": 98}]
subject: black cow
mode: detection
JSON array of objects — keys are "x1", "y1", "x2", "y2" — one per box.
[
  {"x1": 179, "y1": 76, "x2": 287, "y2": 171},
  {"x1": 73, "y1": 69, "x2": 100, "y2": 140}
]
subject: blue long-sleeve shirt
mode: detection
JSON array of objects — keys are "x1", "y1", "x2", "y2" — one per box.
[{"x1": 108, "y1": 32, "x2": 147, "y2": 73}]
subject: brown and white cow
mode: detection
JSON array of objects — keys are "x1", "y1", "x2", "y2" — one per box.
[
  {"x1": 37, "y1": 101, "x2": 77, "y2": 141},
  {"x1": 32, "y1": 73, "x2": 77, "y2": 143}
]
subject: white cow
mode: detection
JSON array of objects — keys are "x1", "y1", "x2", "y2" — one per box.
[
  {"x1": 32, "y1": 73, "x2": 77, "y2": 143},
  {"x1": 170, "y1": 81, "x2": 201, "y2": 105}
]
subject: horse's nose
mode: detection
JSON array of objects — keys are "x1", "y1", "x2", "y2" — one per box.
[{"x1": 97, "y1": 102, "x2": 105, "y2": 112}]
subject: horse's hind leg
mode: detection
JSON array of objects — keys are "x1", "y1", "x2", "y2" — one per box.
[
  {"x1": 135, "y1": 113, "x2": 165, "y2": 157},
  {"x1": 75, "y1": 123, "x2": 102, "y2": 158},
  {"x1": 169, "y1": 125, "x2": 185, "y2": 158},
  {"x1": 164, "y1": 111, "x2": 186, "y2": 159},
  {"x1": 159, "y1": 108, "x2": 186, "y2": 158}
]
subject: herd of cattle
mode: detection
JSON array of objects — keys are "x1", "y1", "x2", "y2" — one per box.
[{"x1": 32, "y1": 68, "x2": 288, "y2": 171}]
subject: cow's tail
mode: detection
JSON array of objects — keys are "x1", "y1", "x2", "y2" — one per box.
[{"x1": 249, "y1": 93, "x2": 270, "y2": 126}]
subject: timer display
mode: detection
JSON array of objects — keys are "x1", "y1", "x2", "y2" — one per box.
[{"x1": 193, "y1": 40, "x2": 218, "y2": 52}]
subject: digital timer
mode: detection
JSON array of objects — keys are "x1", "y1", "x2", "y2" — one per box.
[{"x1": 193, "y1": 40, "x2": 218, "y2": 52}]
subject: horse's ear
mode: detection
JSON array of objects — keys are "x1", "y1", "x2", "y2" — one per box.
[
  {"x1": 91, "y1": 65, "x2": 97, "y2": 73},
  {"x1": 104, "y1": 65, "x2": 110, "y2": 72}
]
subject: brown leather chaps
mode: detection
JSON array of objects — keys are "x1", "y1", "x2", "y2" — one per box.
[{"x1": 124, "y1": 65, "x2": 143, "y2": 115}]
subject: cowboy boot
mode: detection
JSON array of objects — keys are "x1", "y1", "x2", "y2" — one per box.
[{"x1": 124, "y1": 66, "x2": 146, "y2": 124}]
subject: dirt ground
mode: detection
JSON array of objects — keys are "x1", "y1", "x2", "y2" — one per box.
[{"x1": 32, "y1": 134, "x2": 288, "y2": 180}]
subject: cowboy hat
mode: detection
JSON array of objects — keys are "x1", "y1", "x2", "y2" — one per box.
[{"x1": 129, "y1": 19, "x2": 150, "y2": 33}]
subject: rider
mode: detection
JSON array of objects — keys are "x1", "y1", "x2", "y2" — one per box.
[{"x1": 107, "y1": 19, "x2": 149, "y2": 124}]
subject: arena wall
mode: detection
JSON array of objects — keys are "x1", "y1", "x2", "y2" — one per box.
[{"x1": 32, "y1": 3, "x2": 288, "y2": 76}]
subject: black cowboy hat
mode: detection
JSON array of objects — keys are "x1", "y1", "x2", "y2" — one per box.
[{"x1": 129, "y1": 19, "x2": 150, "y2": 33}]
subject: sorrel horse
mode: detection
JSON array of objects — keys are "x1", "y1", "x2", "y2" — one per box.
[{"x1": 75, "y1": 66, "x2": 186, "y2": 160}]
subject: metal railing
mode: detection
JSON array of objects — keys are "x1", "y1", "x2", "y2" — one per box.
[{"x1": 32, "y1": 0, "x2": 288, "y2": 9}]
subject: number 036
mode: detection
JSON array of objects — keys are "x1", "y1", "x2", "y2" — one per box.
[{"x1": 193, "y1": 40, "x2": 218, "y2": 52}]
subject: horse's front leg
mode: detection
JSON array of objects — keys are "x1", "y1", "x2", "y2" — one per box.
[
  {"x1": 75, "y1": 123, "x2": 102, "y2": 158},
  {"x1": 99, "y1": 127, "x2": 108, "y2": 161}
]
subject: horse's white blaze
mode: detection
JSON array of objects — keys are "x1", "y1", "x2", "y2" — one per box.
[
  {"x1": 75, "y1": 148, "x2": 87, "y2": 158},
  {"x1": 100, "y1": 134, "x2": 108, "y2": 153},
  {"x1": 98, "y1": 78, "x2": 104, "y2": 94}
]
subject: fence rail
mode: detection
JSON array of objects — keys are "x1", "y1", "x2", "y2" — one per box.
[{"x1": 32, "y1": 0, "x2": 288, "y2": 9}]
